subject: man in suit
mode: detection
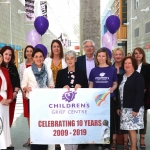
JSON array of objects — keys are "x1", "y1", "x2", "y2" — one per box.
[
  {"x1": 76, "y1": 39, "x2": 95, "y2": 80},
  {"x1": 76, "y1": 40, "x2": 95, "y2": 149}
]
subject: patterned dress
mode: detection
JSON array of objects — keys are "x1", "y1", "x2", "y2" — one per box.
[
  {"x1": 68, "y1": 71, "x2": 75, "y2": 87},
  {"x1": 119, "y1": 75, "x2": 144, "y2": 130},
  {"x1": 51, "y1": 61, "x2": 62, "y2": 85}
]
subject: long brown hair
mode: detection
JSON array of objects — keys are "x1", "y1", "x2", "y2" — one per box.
[
  {"x1": 95, "y1": 48, "x2": 112, "y2": 66},
  {"x1": 50, "y1": 39, "x2": 64, "y2": 58},
  {"x1": 132, "y1": 47, "x2": 147, "y2": 64},
  {"x1": 0, "y1": 46, "x2": 15, "y2": 65}
]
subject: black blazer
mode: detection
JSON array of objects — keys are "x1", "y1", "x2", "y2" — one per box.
[
  {"x1": 55, "y1": 67, "x2": 88, "y2": 88},
  {"x1": 117, "y1": 71, "x2": 145, "y2": 112},
  {"x1": 2, "y1": 63, "x2": 20, "y2": 90},
  {"x1": 140, "y1": 64, "x2": 150, "y2": 109},
  {"x1": 76, "y1": 55, "x2": 96, "y2": 74}
]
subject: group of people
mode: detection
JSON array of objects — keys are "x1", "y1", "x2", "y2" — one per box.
[{"x1": 0, "y1": 39, "x2": 150, "y2": 150}]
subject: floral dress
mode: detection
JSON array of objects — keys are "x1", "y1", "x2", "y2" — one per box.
[{"x1": 119, "y1": 75, "x2": 144, "y2": 130}]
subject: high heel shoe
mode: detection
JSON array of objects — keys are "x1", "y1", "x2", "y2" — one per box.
[
  {"x1": 123, "y1": 141, "x2": 128, "y2": 150},
  {"x1": 55, "y1": 144, "x2": 61, "y2": 150},
  {"x1": 110, "y1": 140, "x2": 117, "y2": 150},
  {"x1": 23, "y1": 138, "x2": 30, "y2": 147},
  {"x1": 140, "y1": 136, "x2": 146, "y2": 148}
]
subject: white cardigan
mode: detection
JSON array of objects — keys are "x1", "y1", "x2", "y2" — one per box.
[
  {"x1": 44, "y1": 57, "x2": 67, "y2": 70},
  {"x1": 21, "y1": 66, "x2": 54, "y2": 98}
]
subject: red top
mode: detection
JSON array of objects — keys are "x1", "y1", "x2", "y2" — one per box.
[{"x1": 26, "y1": 64, "x2": 31, "y2": 68}]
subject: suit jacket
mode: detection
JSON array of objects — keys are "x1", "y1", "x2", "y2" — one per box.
[
  {"x1": 76, "y1": 55, "x2": 86, "y2": 72},
  {"x1": 76, "y1": 55, "x2": 96, "y2": 76},
  {"x1": 117, "y1": 71, "x2": 145, "y2": 112},
  {"x1": 0, "y1": 67, "x2": 13, "y2": 101},
  {"x1": 141, "y1": 64, "x2": 150, "y2": 109},
  {"x1": 55, "y1": 67, "x2": 88, "y2": 88}
]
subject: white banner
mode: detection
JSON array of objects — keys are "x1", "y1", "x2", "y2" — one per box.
[
  {"x1": 30, "y1": 88, "x2": 110, "y2": 144},
  {"x1": 25, "y1": 0, "x2": 35, "y2": 21},
  {"x1": 40, "y1": 1, "x2": 47, "y2": 18}
]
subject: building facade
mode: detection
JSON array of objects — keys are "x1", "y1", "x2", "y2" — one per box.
[{"x1": 127, "y1": 0, "x2": 150, "y2": 62}]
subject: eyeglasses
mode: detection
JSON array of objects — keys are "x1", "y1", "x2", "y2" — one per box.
[{"x1": 84, "y1": 46, "x2": 94, "y2": 49}]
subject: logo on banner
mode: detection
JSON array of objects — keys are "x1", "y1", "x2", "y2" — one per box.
[
  {"x1": 0, "y1": 117, "x2": 3, "y2": 135},
  {"x1": 62, "y1": 91, "x2": 77, "y2": 102},
  {"x1": 25, "y1": 0, "x2": 35, "y2": 21},
  {"x1": 95, "y1": 91, "x2": 110, "y2": 106}
]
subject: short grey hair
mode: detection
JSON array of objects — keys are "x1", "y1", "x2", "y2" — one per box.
[
  {"x1": 65, "y1": 50, "x2": 76, "y2": 59},
  {"x1": 82, "y1": 39, "x2": 95, "y2": 47}
]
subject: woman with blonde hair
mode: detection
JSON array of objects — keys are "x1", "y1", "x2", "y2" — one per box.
[
  {"x1": 89, "y1": 47, "x2": 118, "y2": 150},
  {"x1": 111, "y1": 47, "x2": 128, "y2": 150},
  {"x1": 132, "y1": 47, "x2": 150, "y2": 148}
]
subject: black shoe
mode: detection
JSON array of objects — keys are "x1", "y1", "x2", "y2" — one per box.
[
  {"x1": 55, "y1": 145, "x2": 61, "y2": 150},
  {"x1": 7, "y1": 146, "x2": 14, "y2": 149}
]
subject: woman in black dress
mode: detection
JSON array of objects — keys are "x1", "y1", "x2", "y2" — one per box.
[{"x1": 55, "y1": 50, "x2": 88, "y2": 150}]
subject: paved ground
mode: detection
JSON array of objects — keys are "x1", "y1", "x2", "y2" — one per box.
[{"x1": 10, "y1": 92, "x2": 150, "y2": 150}]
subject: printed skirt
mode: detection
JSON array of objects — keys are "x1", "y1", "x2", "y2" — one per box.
[{"x1": 120, "y1": 106, "x2": 144, "y2": 130}]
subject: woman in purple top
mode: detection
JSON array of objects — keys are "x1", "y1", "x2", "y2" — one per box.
[{"x1": 89, "y1": 48, "x2": 118, "y2": 150}]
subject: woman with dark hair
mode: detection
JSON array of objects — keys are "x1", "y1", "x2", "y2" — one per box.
[
  {"x1": 44, "y1": 39, "x2": 67, "y2": 85},
  {"x1": 18, "y1": 45, "x2": 34, "y2": 147},
  {"x1": 89, "y1": 48, "x2": 118, "y2": 150},
  {"x1": 132, "y1": 47, "x2": 150, "y2": 148},
  {"x1": 44, "y1": 39, "x2": 67, "y2": 150},
  {"x1": 1, "y1": 46, "x2": 20, "y2": 128},
  {"x1": 117, "y1": 56, "x2": 145, "y2": 150},
  {"x1": 21, "y1": 48, "x2": 54, "y2": 150},
  {"x1": 0, "y1": 51, "x2": 13, "y2": 150}
]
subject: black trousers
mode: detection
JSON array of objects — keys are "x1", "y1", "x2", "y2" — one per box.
[{"x1": 30, "y1": 144, "x2": 48, "y2": 150}]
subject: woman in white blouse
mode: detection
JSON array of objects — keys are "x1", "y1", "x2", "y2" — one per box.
[
  {"x1": 19, "y1": 45, "x2": 34, "y2": 147},
  {"x1": 44, "y1": 39, "x2": 67, "y2": 85},
  {"x1": 21, "y1": 48, "x2": 54, "y2": 150}
]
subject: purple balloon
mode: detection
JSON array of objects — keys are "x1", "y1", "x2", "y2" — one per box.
[
  {"x1": 35, "y1": 44, "x2": 48, "y2": 59},
  {"x1": 106, "y1": 15, "x2": 120, "y2": 34},
  {"x1": 102, "y1": 31, "x2": 117, "y2": 50},
  {"x1": 26, "y1": 30, "x2": 41, "y2": 47},
  {"x1": 102, "y1": 47, "x2": 112, "y2": 59},
  {"x1": 34, "y1": 16, "x2": 49, "y2": 35}
]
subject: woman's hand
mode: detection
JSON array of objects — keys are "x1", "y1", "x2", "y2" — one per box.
[
  {"x1": 7, "y1": 99, "x2": 13, "y2": 104},
  {"x1": 22, "y1": 92, "x2": 28, "y2": 100},
  {"x1": 49, "y1": 86, "x2": 54, "y2": 89},
  {"x1": 13, "y1": 92, "x2": 17, "y2": 99},
  {"x1": 1, "y1": 99, "x2": 8, "y2": 105},
  {"x1": 109, "y1": 87, "x2": 114, "y2": 93},
  {"x1": 117, "y1": 109, "x2": 121, "y2": 116},
  {"x1": 24, "y1": 87, "x2": 32, "y2": 93},
  {"x1": 74, "y1": 84, "x2": 81, "y2": 91},
  {"x1": 132, "y1": 111, "x2": 138, "y2": 117},
  {"x1": 63, "y1": 85, "x2": 70, "y2": 91}
]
